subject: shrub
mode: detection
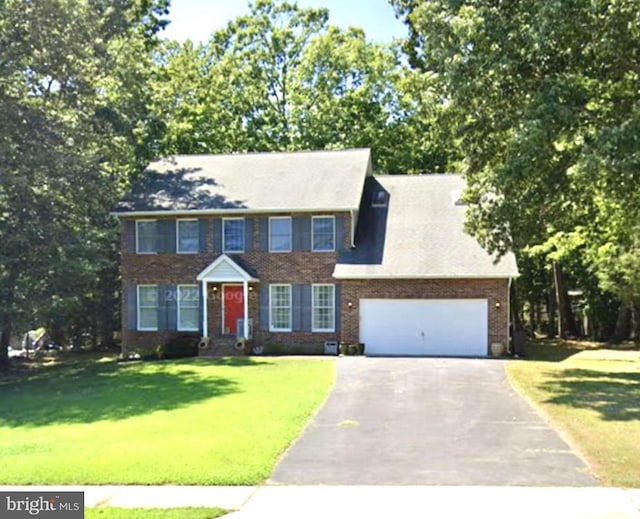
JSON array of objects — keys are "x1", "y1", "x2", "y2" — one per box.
[
  {"x1": 156, "y1": 335, "x2": 199, "y2": 360},
  {"x1": 262, "y1": 343, "x2": 324, "y2": 355}
]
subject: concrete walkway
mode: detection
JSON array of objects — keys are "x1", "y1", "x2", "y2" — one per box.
[{"x1": 1, "y1": 485, "x2": 639, "y2": 518}]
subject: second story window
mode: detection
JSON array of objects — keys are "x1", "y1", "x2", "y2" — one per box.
[
  {"x1": 223, "y1": 218, "x2": 245, "y2": 253},
  {"x1": 177, "y1": 219, "x2": 199, "y2": 253},
  {"x1": 269, "y1": 217, "x2": 292, "y2": 252},
  {"x1": 312, "y1": 216, "x2": 335, "y2": 252},
  {"x1": 136, "y1": 220, "x2": 157, "y2": 254}
]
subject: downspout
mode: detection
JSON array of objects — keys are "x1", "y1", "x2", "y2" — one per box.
[{"x1": 202, "y1": 281, "x2": 208, "y2": 338}]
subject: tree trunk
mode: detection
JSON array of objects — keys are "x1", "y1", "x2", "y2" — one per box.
[
  {"x1": 546, "y1": 269, "x2": 556, "y2": 338},
  {"x1": 0, "y1": 277, "x2": 17, "y2": 370},
  {"x1": 510, "y1": 281, "x2": 524, "y2": 331},
  {"x1": 633, "y1": 303, "x2": 640, "y2": 340},
  {"x1": 612, "y1": 301, "x2": 631, "y2": 342},
  {"x1": 552, "y1": 261, "x2": 579, "y2": 339}
]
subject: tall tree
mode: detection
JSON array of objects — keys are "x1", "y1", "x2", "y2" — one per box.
[
  {"x1": 393, "y1": 0, "x2": 640, "y2": 338},
  {"x1": 150, "y1": 0, "x2": 459, "y2": 173},
  {"x1": 0, "y1": 0, "x2": 169, "y2": 367}
]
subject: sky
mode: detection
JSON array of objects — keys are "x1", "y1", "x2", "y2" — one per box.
[{"x1": 160, "y1": 0, "x2": 408, "y2": 44}]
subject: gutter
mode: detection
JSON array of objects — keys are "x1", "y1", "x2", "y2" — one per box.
[{"x1": 110, "y1": 207, "x2": 358, "y2": 218}]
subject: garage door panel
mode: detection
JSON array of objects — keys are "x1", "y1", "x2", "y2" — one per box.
[{"x1": 360, "y1": 299, "x2": 488, "y2": 357}]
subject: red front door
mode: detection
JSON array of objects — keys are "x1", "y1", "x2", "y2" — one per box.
[{"x1": 223, "y1": 285, "x2": 244, "y2": 335}]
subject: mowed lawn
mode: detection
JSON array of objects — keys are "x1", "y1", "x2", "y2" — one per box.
[
  {"x1": 0, "y1": 355, "x2": 334, "y2": 485},
  {"x1": 507, "y1": 340, "x2": 640, "y2": 487},
  {"x1": 86, "y1": 508, "x2": 227, "y2": 519}
]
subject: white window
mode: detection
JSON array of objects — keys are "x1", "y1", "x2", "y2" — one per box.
[
  {"x1": 312, "y1": 284, "x2": 335, "y2": 332},
  {"x1": 312, "y1": 216, "x2": 335, "y2": 252},
  {"x1": 136, "y1": 220, "x2": 157, "y2": 254},
  {"x1": 269, "y1": 217, "x2": 292, "y2": 252},
  {"x1": 269, "y1": 284, "x2": 291, "y2": 331},
  {"x1": 223, "y1": 218, "x2": 245, "y2": 253},
  {"x1": 178, "y1": 285, "x2": 199, "y2": 331},
  {"x1": 137, "y1": 285, "x2": 158, "y2": 331},
  {"x1": 177, "y1": 219, "x2": 199, "y2": 253}
]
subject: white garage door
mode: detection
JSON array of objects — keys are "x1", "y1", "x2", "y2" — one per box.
[{"x1": 360, "y1": 299, "x2": 488, "y2": 357}]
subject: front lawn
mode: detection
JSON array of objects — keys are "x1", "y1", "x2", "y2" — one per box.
[
  {"x1": 86, "y1": 507, "x2": 227, "y2": 518},
  {"x1": 0, "y1": 355, "x2": 334, "y2": 484},
  {"x1": 507, "y1": 340, "x2": 640, "y2": 487}
]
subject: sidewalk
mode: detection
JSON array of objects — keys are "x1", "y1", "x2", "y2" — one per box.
[
  {"x1": 1, "y1": 485, "x2": 639, "y2": 518},
  {"x1": 0, "y1": 485, "x2": 255, "y2": 510}
]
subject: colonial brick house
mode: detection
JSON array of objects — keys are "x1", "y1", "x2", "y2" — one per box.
[{"x1": 115, "y1": 148, "x2": 518, "y2": 357}]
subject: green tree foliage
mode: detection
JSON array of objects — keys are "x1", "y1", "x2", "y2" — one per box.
[
  {"x1": 0, "y1": 0, "x2": 169, "y2": 366},
  {"x1": 393, "y1": 0, "x2": 640, "y2": 339},
  {"x1": 150, "y1": 0, "x2": 459, "y2": 173}
]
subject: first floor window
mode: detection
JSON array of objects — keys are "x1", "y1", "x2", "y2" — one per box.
[
  {"x1": 270, "y1": 284, "x2": 291, "y2": 331},
  {"x1": 312, "y1": 284, "x2": 335, "y2": 332},
  {"x1": 178, "y1": 285, "x2": 199, "y2": 331},
  {"x1": 136, "y1": 220, "x2": 157, "y2": 253},
  {"x1": 223, "y1": 218, "x2": 245, "y2": 252},
  {"x1": 138, "y1": 285, "x2": 158, "y2": 330},
  {"x1": 177, "y1": 219, "x2": 199, "y2": 253}
]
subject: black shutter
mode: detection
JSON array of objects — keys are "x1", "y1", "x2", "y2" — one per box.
[
  {"x1": 292, "y1": 284, "x2": 303, "y2": 331},
  {"x1": 157, "y1": 285, "x2": 169, "y2": 330},
  {"x1": 199, "y1": 219, "x2": 209, "y2": 252},
  {"x1": 166, "y1": 285, "x2": 177, "y2": 330},
  {"x1": 157, "y1": 220, "x2": 176, "y2": 253},
  {"x1": 301, "y1": 284, "x2": 312, "y2": 331},
  {"x1": 334, "y1": 284, "x2": 341, "y2": 332},
  {"x1": 127, "y1": 284, "x2": 137, "y2": 330},
  {"x1": 259, "y1": 218, "x2": 269, "y2": 251},
  {"x1": 212, "y1": 219, "x2": 222, "y2": 253},
  {"x1": 293, "y1": 216, "x2": 311, "y2": 252},
  {"x1": 335, "y1": 215, "x2": 345, "y2": 252},
  {"x1": 124, "y1": 220, "x2": 135, "y2": 252},
  {"x1": 259, "y1": 284, "x2": 269, "y2": 331},
  {"x1": 244, "y1": 218, "x2": 253, "y2": 252}
]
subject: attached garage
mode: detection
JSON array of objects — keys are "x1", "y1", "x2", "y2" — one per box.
[{"x1": 359, "y1": 299, "x2": 488, "y2": 357}]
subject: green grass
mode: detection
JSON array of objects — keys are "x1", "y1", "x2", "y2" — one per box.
[
  {"x1": 507, "y1": 339, "x2": 640, "y2": 487},
  {"x1": 0, "y1": 354, "x2": 334, "y2": 485},
  {"x1": 86, "y1": 507, "x2": 227, "y2": 518}
]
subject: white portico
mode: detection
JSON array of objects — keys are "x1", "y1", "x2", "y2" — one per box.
[{"x1": 196, "y1": 254, "x2": 258, "y2": 340}]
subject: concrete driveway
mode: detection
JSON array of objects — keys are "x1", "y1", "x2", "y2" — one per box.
[{"x1": 270, "y1": 357, "x2": 596, "y2": 486}]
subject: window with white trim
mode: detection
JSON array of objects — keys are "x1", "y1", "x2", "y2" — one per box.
[
  {"x1": 269, "y1": 217, "x2": 292, "y2": 252},
  {"x1": 312, "y1": 216, "x2": 335, "y2": 252},
  {"x1": 312, "y1": 284, "x2": 335, "y2": 332},
  {"x1": 178, "y1": 285, "x2": 199, "y2": 331},
  {"x1": 137, "y1": 285, "x2": 158, "y2": 331},
  {"x1": 177, "y1": 219, "x2": 199, "y2": 253},
  {"x1": 136, "y1": 220, "x2": 157, "y2": 254},
  {"x1": 269, "y1": 284, "x2": 291, "y2": 331},
  {"x1": 223, "y1": 218, "x2": 245, "y2": 253}
]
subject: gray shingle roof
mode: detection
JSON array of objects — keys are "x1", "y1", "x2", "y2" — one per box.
[
  {"x1": 334, "y1": 175, "x2": 519, "y2": 279},
  {"x1": 115, "y1": 148, "x2": 372, "y2": 214}
]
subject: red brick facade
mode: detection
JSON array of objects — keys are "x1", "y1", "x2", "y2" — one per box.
[
  {"x1": 121, "y1": 213, "x2": 510, "y2": 357},
  {"x1": 121, "y1": 212, "x2": 352, "y2": 355},
  {"x1": 339, "y1": 278, "x2": 510, "y2": 355}
]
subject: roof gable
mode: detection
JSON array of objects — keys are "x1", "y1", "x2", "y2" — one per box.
[
  {"x1": 197, "y1": 254, "x2": 258, "y2": 282},
  {"x1": 334, "y1": 175, "x2": 519, "y2": 279},
  {"x1": 116, "y1": 148, "x2": 372, "y2": 215}
]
